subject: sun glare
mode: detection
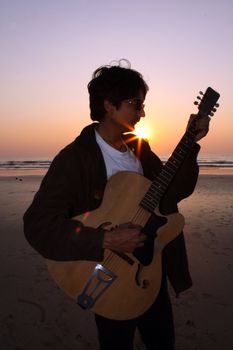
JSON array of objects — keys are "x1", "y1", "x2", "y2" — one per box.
[{"x1": 134, "y1": 125, "x2": 150, "y2": 139}]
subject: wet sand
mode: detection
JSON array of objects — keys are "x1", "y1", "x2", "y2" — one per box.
[{"x1": 0, "y1": 170, "x2": 232, "y2": 349}]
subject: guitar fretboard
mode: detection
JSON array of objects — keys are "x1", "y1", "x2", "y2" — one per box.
[{"x1": 140, "y1": 123, "x2": 197, "y2": 212}]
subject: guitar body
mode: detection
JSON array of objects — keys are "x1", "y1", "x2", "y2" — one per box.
[
  {"x1": 47, "y1": 171, "x2": 184, "y2": 320},
  {"x1": 47, "y1": 87, "x2": 220, "y2": 320}
]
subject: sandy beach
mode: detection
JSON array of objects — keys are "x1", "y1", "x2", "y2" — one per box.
[{"x1": 0, "y1": 169, "x2": 232, "y2": 350}]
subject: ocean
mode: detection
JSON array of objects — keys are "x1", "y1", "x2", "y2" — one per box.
[{"x1": 0, "y1": 155, "x2": 233, "y2": 170}]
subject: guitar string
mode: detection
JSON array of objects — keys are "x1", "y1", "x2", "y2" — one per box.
[
  {"x1": 102, "y1": 206, "x2": 147, "y2": 266},
  {"x1": 102, "y1": 206, "x2": 152, "y2": 272},
  {"x1": 103, "y1": 208, "x2": 150, "y2": 274},
  {"x1": 91, "y1": 93, "x2": 220, "y2": 292},
  {"x1": 99, "y1": 95, "x2": 219, "y2": 272}
]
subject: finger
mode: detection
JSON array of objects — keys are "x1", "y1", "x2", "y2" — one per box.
[
  {"x1": 195, "y1": 130, "x2": 209, "y2": 141},
  {"x1": 189, "y1": 114, "x2": 197, "y2": 119},
  {"x1": 195, "y1": 119, "x2": 210, "y2": 131},
  {"x1": 119, "y1": 222, "x2": 136, "y2": 229},
  {"x1": 136, "y1": 242, "x2": 145, "y2": 248},
  {"x1": 132, "y1": 234, "x2": 147, "y2": 244},
  {"x1": 139, "y1": 233, "x2": 147, "y2": 240},
  {"x1": 186, "y1": 114, "x2": 197, "y2": 130},
  {"x1": 127, "y1": 232, "x2": 145, "y2": 240},
  {"x1": 128, "y1": 223, "x2": 142, "y2": 229},
  {"x1": 196, "y1": 116, "x2": 210, "y2": 124}
]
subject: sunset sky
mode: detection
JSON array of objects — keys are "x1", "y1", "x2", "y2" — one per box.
[{"x1": 1, "y1": 0, "x2": 232, "y2": 160}]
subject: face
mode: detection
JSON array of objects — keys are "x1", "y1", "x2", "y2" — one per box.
[{"x1": 104, "y1": 91, "x2": 146, "y2": 133}]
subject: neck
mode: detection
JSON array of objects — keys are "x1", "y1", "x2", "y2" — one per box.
[{"x1": 96, "y1": 121, "x2": 127, "y2": 152}]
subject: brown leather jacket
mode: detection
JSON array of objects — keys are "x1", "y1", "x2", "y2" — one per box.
[{"x1": 23, "y1": 123, "x2": 200, "y2": 294}]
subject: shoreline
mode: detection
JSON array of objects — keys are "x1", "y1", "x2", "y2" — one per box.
[{"x1": 1, "y1": 166, "x2": 233, "y2": 177}]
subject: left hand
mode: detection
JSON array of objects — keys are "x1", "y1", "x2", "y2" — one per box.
[{"x1": 186, "y1": 113, "x2": 211, "y2": 142}]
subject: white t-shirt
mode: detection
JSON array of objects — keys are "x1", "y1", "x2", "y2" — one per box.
[{"x1": 95, "y1": 130, "x2": 143, "y2": 179}]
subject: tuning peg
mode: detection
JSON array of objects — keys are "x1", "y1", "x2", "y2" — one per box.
[
  {"x1": 210, "y1": 112, "x2": 214, "y2": 116},
  {"x1": 199, "y1": 91, "x2": 204, "y2": 95},
  {"x1": 197, "y1": 96, "x2": 202, "y2": 100},
  {"x1": 212, "y1": 108, "x2": 217, "y2": 112},
  {"x1": 194, "y1": 101, "x2": 199, "y2": 105},
  {"x1": 215, "y1": 103, "x2": 219, "y2": 107}
]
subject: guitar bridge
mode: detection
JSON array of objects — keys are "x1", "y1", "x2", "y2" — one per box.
[{"x1": 77, "y1": 264, "x2": 117, "y2": 309}]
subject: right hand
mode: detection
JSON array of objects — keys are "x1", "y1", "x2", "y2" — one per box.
[{"x1": 103, "y1": 222, "x2": 146, "y2": 253}]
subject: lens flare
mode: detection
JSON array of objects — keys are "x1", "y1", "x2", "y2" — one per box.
[{"x1": 134, "y1": 125, "x2": 149, "y2": 139}]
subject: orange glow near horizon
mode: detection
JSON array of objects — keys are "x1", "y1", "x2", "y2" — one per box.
[
  {"x1": 1, "y1": 100, "x2": 232, "y2": 160},
  {"x1": 1, "y1": 2, "x2": 232, "y2": 160},
  {"x1": 1, "y1": 105, "x2": 232, "y2": 160}
]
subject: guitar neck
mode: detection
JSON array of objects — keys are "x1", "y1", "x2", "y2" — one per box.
[
  {"x1": 140, "y1": 120, "x2": 198, "y2": 212},
  {"x1": 140, "y1": 86, "x2": 220, "y2": 213}
]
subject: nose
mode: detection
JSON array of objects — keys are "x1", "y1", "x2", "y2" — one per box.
[{"x1": 138, "y1": 108, "x2": 145, "y2": 118}]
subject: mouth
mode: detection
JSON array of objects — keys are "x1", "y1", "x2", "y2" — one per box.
[
  {"x1": 122, "y1": 118, "x2": 140, "y2": 131},
  {"x1": 134, "y1": 118, "x2": 140, "y2": 125}
]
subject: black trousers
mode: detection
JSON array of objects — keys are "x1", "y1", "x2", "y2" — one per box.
[{"x1": 94, "y1": 280, "x2": 175, "y2": 350}]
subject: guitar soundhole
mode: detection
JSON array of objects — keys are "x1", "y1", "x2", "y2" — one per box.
[{"x1": 98, "y1": 222, "x2": 116, "y2": 231}]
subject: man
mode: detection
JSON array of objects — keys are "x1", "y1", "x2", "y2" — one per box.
[{"x1": 24, "y1": 60, "x2": 210, "y2": 349}]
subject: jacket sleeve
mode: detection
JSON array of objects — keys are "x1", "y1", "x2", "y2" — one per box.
[
  {"x1": 160, "y1": 143, "x2": 200, "y2": 214},
  {"x1": 23, "y1": 149, "x2": 105, "y2": 262}
]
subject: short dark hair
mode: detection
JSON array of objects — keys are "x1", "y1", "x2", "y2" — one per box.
[{"x1": 87, "y1": 59, "x2": 149, "y2": 121}]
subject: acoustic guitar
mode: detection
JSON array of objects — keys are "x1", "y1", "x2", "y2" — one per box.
[{"x1": 47, "y1": 87, "x2": 220, "y2": 320}]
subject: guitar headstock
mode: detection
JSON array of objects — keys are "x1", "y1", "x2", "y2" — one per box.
[{"x1": 194, "y1": 87, "x2": 220, "y2": 117}]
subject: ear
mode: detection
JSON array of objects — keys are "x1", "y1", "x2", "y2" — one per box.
[{"x1": 104, "y1": 100, "x2": 116, "y2": 116}]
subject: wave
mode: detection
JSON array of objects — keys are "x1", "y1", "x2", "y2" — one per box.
[
  {"x1": 197, "y1": 160, "x2": 233, "y2": 167},
  {"x1": 0, "y1": 160, "x2": 51, "y2": 169},
  {"x1": 161, "y1": 155, "x2": 233, "y2": 168},
  {"x1": 1, "y1": 156, "x2": 233, "y2": 169}
]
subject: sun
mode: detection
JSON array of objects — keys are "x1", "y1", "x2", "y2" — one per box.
[{"x1": 134, "y1": 125, "x2": 150, "y2": 140}]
